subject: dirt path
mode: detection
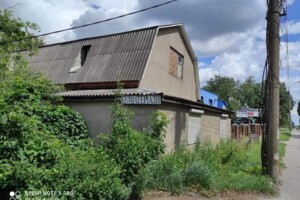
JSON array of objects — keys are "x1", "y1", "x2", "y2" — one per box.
[{"x1": 143, "y1": 191, "x2": 273, "y2": 200}]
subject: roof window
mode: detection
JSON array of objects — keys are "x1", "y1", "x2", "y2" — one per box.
[{"x1": 70, "y1": 45, "x2": 91, "y2": 72}]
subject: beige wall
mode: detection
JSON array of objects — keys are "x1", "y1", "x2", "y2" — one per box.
[
  {"x1": 64, "y1": 100, "x2": 189, "y2": 151},
  {"x1": 140, "y1": 27, "x2": 197, "y2": 101},
  {"x1": 64, "y1": 99, "x2": 231, "y2": 151},
  {"x1": 200, "y1": 111, "x2": 222, "y2": 144},
  {"x1": 158, "y1": 102, "x2": 189, "y2": 152},
  {"x1": 64, "y1": 100, "x2": 156, "y2": 138}
]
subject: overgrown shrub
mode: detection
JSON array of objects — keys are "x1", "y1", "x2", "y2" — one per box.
[
  {"x1": 137, "y1": 146, "x2": 213, "y2": 194},
  {"x1": 99, "y1": 101, "x2": 169, "y2": 199},
  {"x1": 51, "y1": 142, "x2": 130, "y2": 200},
  {"x1": 41, "y1": 106, "x2": 89, "y2": 144},
  {"x1": 0, "y1": 68, "x2": 127, "y2": 199}
]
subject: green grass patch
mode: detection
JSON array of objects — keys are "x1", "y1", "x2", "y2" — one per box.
[
  {"x1": 138, "y1": 139, "x2": 274, "y2": 196},
  {"x1": 279, "y1": 142, "x2": 286, "y2": 158},
  {"x1": 278, "y1": 129, "x2": 290, "y2": 169},
  {"x1": 279, "y1": 142, "x2": 287, "y2": 169},
  {"x1": 279, "y1": 130, "x2": 291, "y2": 141}
]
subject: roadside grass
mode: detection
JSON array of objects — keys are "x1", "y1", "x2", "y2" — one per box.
[
  {"x1": 279, "y1": 129, "x2": 291, "y2": 168},
  {"x1": 138, "y1": 138, "x2": 274, "y2": 197},
  {"x1": 279, "y1": 130, "x2": 291, "y2": 141}
]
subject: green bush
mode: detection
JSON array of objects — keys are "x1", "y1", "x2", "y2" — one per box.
[
  {"x1": 137, "y1": 146, "x2": 213, "y2": 195},
  {"x1": 99, "y1": 101, "x2": 169, "y2": 199},
  {"x1": 182, "y1": 161, "x2": 212, "y2": 188},
  {"x1": 41, "y1": 105, "x2": 89, "y2": 144},
  {"x1": 0, "y1": 69, "x2": 128, "y2": 199},
  {"x1": 51, "y1": 143, "x2": 130, "y2": 200}
]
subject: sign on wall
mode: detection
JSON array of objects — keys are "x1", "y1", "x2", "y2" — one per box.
[
  {"x1": 236, "y1": 109, "x2": 260, "y2": 118},
  {"x1": 121, "y1": 95, "x2": 162, "y2": 105}
]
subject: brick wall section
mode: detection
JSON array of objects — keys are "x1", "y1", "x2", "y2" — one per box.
[{"x1": 169, "y1": 48, "x2": 178, "y2": 76}]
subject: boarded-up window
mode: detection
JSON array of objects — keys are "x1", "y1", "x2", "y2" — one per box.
[
  {"x1": 220, "y1": 118, "x2": 227, "y2": 139},
  {"x1": 188, "y1": 114, "x2": 201, "y2": 144},
  {"x1": 169, "y1": 47, "x2": 184, "y2": 78}
]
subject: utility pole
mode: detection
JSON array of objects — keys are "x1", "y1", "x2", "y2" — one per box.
[{"x1": 265, "y1": 0, "x2": 280, "y2": 178}]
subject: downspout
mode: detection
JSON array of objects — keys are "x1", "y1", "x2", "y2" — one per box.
[{"x1": 194, "y1": 58, "x2": 200, "y2": 102}]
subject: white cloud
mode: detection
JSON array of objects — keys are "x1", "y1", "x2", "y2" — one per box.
[
  {"x1": 289, "y1": 21, "x2": 300, "y2": 34},
  {"x1": 1, "y1": 0, "x2": 91, "y2": 43},
  {"x1": 199, "y1": 35, "x2": 266, "y2": 85},
  {"x1": 2, "y1": 0, "x2": 300, "y2": 125}
]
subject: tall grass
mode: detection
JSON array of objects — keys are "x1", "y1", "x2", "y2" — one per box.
[
  {"x1": 138, "y1": 138, "x2": 274, "y2": 196},
  {"x1": 279, "y1": 129, "x2": 291, "y2": 168}
]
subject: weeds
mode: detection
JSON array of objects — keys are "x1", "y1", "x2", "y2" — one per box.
[
  {"x1": 139, "y1": 138, "x2": 274, "y2": 196},
  {"x1": 279, "y1": 129, "x2": 291, "y2": 168}
]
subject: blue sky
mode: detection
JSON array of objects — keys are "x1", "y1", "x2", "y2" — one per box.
[{"x1": 1, "y1": 0, "x2": 300, "y2": 124}]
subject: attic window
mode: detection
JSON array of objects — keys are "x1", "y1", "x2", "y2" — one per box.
[
  {"x1": 169, "y1": 47, "x2": 184, "y2": 78},
  {"x1": 70, "y1": 45, "x2": 91, "y2": 72}
]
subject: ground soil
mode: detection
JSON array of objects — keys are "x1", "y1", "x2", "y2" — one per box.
[{"x1": 143, "y1": 191, "x2": 274, "y2": 200}]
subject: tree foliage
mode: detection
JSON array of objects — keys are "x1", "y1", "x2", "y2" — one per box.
[
  {"x1": 203, "y1": 75, "x2": 238, "y2": 103},
  {"x1": 0, "y1": 9, "x2": 43, "y2": 77},
  {"x1": 238, "y1": 76, "x2": 261, "y2": 109},
  {"x1": 203, "y1": 75, "x2": 240, "y2": 111},
  {"x1": 279, "y1": 82, "x2": 294, "y2": 127},
  {"x1": 203, "y1": 75, "x2": 294, "y2": 126}
]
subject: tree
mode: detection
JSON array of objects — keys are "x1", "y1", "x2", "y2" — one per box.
[
  {"x1": 238, "y1": 76, "x2": 261, "y2": 109},
  {"x1": 203, "y1": 75, "x2": 240, "y2": 111},
  {"x1": 203, "y1": 75, "x2": 293, "y2": 126},
  {"x1": 279, "y1": 82, "x2": 294, "y2": 127},
  {"x1": 0, "y1": 9, "x2": 43, "y2": 77}
]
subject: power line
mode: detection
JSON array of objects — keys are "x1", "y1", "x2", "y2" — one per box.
[{"x1": 0, "y1": 0, "x2": 177, "y2": 45}]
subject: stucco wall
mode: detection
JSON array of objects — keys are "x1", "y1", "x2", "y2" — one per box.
[
  {"x1": 139, "y1": 27, "x2": 197, "y2": 101},
  {"x1": 226, "y1": 118, "x2": 232, "y2": 138},
  {"x1": 64, "y1": 99, "x2": 231, "y2": 151},
  {"x1": 158, "y1": 102, "x2": 189, "y2": 152},
  {"x1": 200, "y1": 111, "x2": 221, "y2": 144},
  {"x1": 64, "y1": 100, "x2": 113, "y2": 139},
  {"x1": 64, "y1": 100, "x2": 157, "y2": 138},
  {"x1": 64, "y1": 100, "x2": 190, "y2": 151}
]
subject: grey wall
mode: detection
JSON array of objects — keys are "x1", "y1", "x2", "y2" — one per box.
[{"x1": 64, "y1": 99, "x2": 231, "y2": 151}]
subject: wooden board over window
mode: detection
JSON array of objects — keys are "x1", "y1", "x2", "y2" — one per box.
[{"x1": 169, "y1": 47, "x2": 184, "y2": 78}]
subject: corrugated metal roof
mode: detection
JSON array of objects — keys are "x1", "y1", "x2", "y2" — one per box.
[
  {"x1": 58, "y1": 88, "x2": 232, "y2": 115},
  {"x1": 57, "y1": 88, "x2": 162, "y2": 98},
  {"x1": 27, "y1": 26, "x2": 158, "y2": 85}
]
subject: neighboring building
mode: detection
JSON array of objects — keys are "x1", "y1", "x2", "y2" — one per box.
[
  {"x1": 25, "y1": 23, "x2": 233, "y2": 151},
  {"x1": 217, "y1": 100, "x2": 227, "y2": 109},
  {"x1": 200, "y1": 89, "x2": 227, "y2": 109},
  {"x1": 200, "y1": 89, "x2": 218, "y2": 107}
]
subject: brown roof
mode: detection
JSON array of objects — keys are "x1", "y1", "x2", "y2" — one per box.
[{"x1": 25, "y1": 26, "x2": 158, "y2": 85}]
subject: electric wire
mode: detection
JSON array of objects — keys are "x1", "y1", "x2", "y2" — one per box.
[{"x1": 0, "y1": 0, "x2": 177, "y2": 46}]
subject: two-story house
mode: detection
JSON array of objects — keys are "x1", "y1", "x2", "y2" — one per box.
[{"x1": 25, "y1": 23, "x2": 232, "y2": 151}]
